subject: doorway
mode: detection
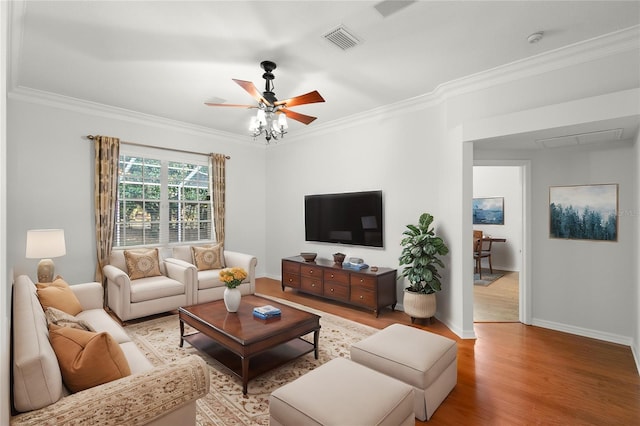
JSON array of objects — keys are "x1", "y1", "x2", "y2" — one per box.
[{"x1": 472, "y1": 162, "x2": 529, "y2": 323}]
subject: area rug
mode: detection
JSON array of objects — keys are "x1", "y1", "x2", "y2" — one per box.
[
  {"x1": 124, "y1": 295, "x2": 378, "y2": 425},
  {"x1": 474, "y1": 270, "x2": 504, "y2": 286}
]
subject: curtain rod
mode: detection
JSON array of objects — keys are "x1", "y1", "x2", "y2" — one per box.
[{"x1": 85, "y1": 135, "x2": 230, "y2": 159}]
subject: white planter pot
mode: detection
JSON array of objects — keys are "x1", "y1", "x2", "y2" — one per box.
[
  {"x1": 223, "y1": 287, "x2": 242, "y2": 312},
  {"x1": 403, "y1": 290, "x2": 436, "y2": 323}
]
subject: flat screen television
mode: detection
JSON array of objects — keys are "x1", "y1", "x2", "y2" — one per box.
[{"x1": 304, "y1": 190, "x2": 383, "y2": 248}]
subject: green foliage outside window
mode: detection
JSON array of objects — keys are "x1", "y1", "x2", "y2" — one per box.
[{"x1": 114, "y1": 155, "x2": 212, "y2": 247}]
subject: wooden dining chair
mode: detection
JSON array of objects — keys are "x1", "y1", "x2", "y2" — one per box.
[{"x1": 473, "y1": 230, "x2": 493, "y2": 279}]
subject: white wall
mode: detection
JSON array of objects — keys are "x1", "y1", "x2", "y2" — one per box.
[
  {"x1": 435, "y1": 125, "x2": 474, "y2": 338},
  {"x1": 264, "y1": 46, "x2": 639, "y2": 342},
  {"x1": 634, "y1": 129, "x2": 640, "y2": 371},
  {"x1": 6, "y1": 98, "x2": 268, "y2": 284},
  {"x1": 473, "y1": 166, "x2": 522, "y2": 271},
  {"x1": 1, "y1": 1, "x2": 10, "y2": 422},
  {"x1": 265, "y1": 103, "x2": 448, "y2": 310},
  {"x1": 475, "y1": 142, "x2": 637, "y2": 343}
]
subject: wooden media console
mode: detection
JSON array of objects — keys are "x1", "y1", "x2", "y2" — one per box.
[{"x1": 281, "y1": 256, "x2": 397, "y2": 317}]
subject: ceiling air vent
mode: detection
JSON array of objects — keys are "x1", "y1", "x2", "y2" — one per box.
[{"x1": 323, "y1": 25, "x2": 361, "y2": 51}]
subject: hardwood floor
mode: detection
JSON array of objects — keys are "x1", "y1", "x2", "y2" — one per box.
[
  {"x1": 256, "y1": 277, "x2": 640, "y2": 425},
  {"x1": 474, "y1": 270, "x2": 519, "y2": 322}
]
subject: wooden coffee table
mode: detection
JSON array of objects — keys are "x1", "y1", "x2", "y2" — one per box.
[{"x1": 178, "y1": 294, "x2": 321, "y2": 394}]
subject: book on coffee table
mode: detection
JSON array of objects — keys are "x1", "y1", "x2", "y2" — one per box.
[
  {"x1": 253, "y1": 311, "x2": 281, "y2": 320},
  {"x1": 253, "y1": 305, "x2": 281, "y2": 319}
]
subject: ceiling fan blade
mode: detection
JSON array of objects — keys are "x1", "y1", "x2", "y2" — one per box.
[
  {"x1": 233, "y1": 79, "x2": 271, "y2": 106},
  {"x1": 274, "y1": 90, "x2": 325, "y2": 108},
  {"x1": 204, "y1": 102, "x2": 257, "y2": 108},
  {"x1": 281, "y1": 109, "x2": 318, "y2": 125}
]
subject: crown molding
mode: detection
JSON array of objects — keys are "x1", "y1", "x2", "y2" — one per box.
[
  {"x1": 8, "y1": 86, "x2": 252, "y2": 144},
  {"x1": 7, "y1": 0, "x2": 26, "y2": 91},
  {"x1": 433, "y1": 24, "x2": 640, "y2": 101},
  {"x1": 8, "y1": 19, "x2": 639, "y2": 145},
  {"x1": 286, "y1": 25, "x2": 640, "y2": 142}
]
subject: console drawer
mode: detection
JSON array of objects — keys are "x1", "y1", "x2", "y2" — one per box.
[
  {"x1": 350, "y1": 274, "x2": 376, "y2": 290},
  {"x1": 323, "y1": 283, "x2": 349, "y2": 301},
  {"x1": 301, "y1": 276, "x2": 323, "y2": 295},
  {"x1": 301, "y1": 265, "x2": 322, "y2": 278},
  {"x1": 324, "y1": 269, "x2": 349, "y2": 285},
  {"x1": 350, "y1": 286, "x2": 376, "y2": 308},
  {"x1": 282, "y1": 260, "x2": 300, "y2": 274},
  {"x1": 282, "y1": 272, "x2": 300, "y2": 288}
]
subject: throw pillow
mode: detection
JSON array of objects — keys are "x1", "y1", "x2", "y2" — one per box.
[
  {"x1": 124, "y1": 248, "x2": 162, "y2": 280},
  {"x1": 192, "y1": 243, "x2": 225, "y2": 271},
  {"x1": 48, "y1": 324, "x2": 131, "y2": 393},
  {"x1": 45, "y1": 306, "x2": 95, "y2": 332},
  {"x1": 36, "y1": 277, "x2": 83, "y2": 316}
]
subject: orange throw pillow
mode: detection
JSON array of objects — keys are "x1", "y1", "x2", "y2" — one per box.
[
  {"x1": 124, "y1": 248, "x2": 162, "y2": 279},
  {"x1": 48, "y1": 325, "x2": 131, "y2": 393},
  {"x1": 36, "y1": 277, "x2": 83, "y2": 316}
]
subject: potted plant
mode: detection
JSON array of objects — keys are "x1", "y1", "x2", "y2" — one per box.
[{"x1": 398, "y1": 212, "x2": 449, "y2": 323}]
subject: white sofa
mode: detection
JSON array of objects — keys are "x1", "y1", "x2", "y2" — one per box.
[
  {"x1": 166, "y1": 244, "x2": 257, "y2": 304},
  {"x1": 104, "y1": 249, "x2": 193, "y2": 322},
  {"x1": 11, "y1": 275, "x2": 209, "y2": 425}
]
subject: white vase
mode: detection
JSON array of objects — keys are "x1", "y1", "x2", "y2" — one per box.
[{"x1": 223, "y1": 287, "x2": 242, "y2": 312}]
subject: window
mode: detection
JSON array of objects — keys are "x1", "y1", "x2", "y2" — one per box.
[
  {"x1": 114, "y1": 150, "x2": 212, "y2": 248},
  {"x1": 168, "y1": 161, "x2": 211, "y2": 243}
]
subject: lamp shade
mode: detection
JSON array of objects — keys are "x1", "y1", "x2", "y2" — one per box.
[
  {"x1": 256, "y1": 109, "x2": 266, "y2": 126},
  {"x1": 26, "y1": 229, "x2": 66, "y2": 259},
  {"x1": 278, "y1": 113, "x2": 288, "y2": 129},
  {"x1": 249, "y1": 116, "x2": 258, "y2": 132}
]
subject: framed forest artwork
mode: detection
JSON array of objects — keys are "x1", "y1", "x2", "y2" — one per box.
[{"x1": 549, "y1": 184, "x2": 618, "y2": 241}]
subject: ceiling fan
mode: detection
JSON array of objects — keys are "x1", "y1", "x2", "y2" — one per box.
[{"x1": 205, "y1": 60, "x2": 325, "y2": 142}]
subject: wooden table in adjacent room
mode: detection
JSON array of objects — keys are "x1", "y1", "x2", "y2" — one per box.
[
  {"x1": 484, "y1": 236, "x2": 506, "y2": 243},
  {"x1": 178, "y1": 295, "x2": 320, "y2": 394}
]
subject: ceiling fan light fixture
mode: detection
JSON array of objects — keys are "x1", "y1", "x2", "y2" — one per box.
[
  {"x1": 248, "y1": 116, "x2": 259, "y2": 132},
  {"x1": 206, "y1": 60, "x2": 324, "y2": 143},
  {"x1": 256, "y1": 109, "x2": 267, "y2": 125},
  {"x1": 249, "y1": 107, "x2": 287, "y2": 143},
  {"x1": 278, "y1": 113, "x2": 288, "y2": 129}
]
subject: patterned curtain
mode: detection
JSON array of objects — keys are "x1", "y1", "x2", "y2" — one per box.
[
  {"x1": 210, "y1": 153, "x2": 226, "y2": 244},
  {"x1": 94, "y1": 136, "x2": 120, "y2": 306}
]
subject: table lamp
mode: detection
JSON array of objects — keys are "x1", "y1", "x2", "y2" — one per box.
[{"x1": 25, "y1": 229, "x2": 66, "y2": 283}]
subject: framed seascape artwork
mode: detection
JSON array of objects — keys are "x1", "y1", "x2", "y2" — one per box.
[
  {"x1": 549, "y1": 184, "x2": 618, "y2": 242},
  {"x1": 472, "y1": 197, "x2": 504, "y2": 225}
]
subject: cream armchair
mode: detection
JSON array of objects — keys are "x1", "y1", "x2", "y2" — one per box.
[
  {"x1": 103, "y1": 249, "x2": 193, "y2": 322},
  {"x1": 165, "y1": 244, "x2": 257, "y2": 304}
]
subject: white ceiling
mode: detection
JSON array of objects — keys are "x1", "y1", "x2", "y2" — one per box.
[{"x1": 9, "y1": 1, "x2": 640, "y2": 141}]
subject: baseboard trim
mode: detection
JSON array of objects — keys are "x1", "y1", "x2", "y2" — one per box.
[
  {"x1": 532, "y1": 318, "x2": 632, "y2": 347},
  {"x1": 631, "y1": 343, "x2": 640, "y2": 375},
  {"x1": 439, "y1": 316, "x2": 477, "y2": 340}
]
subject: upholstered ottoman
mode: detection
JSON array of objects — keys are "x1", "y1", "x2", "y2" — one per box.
[
  {"x1": 350, "y1": 323, "x2": 457, "y2": 421},
  {"x1": 269, "y1": 357, "x2": 414, "y2": 425}
]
